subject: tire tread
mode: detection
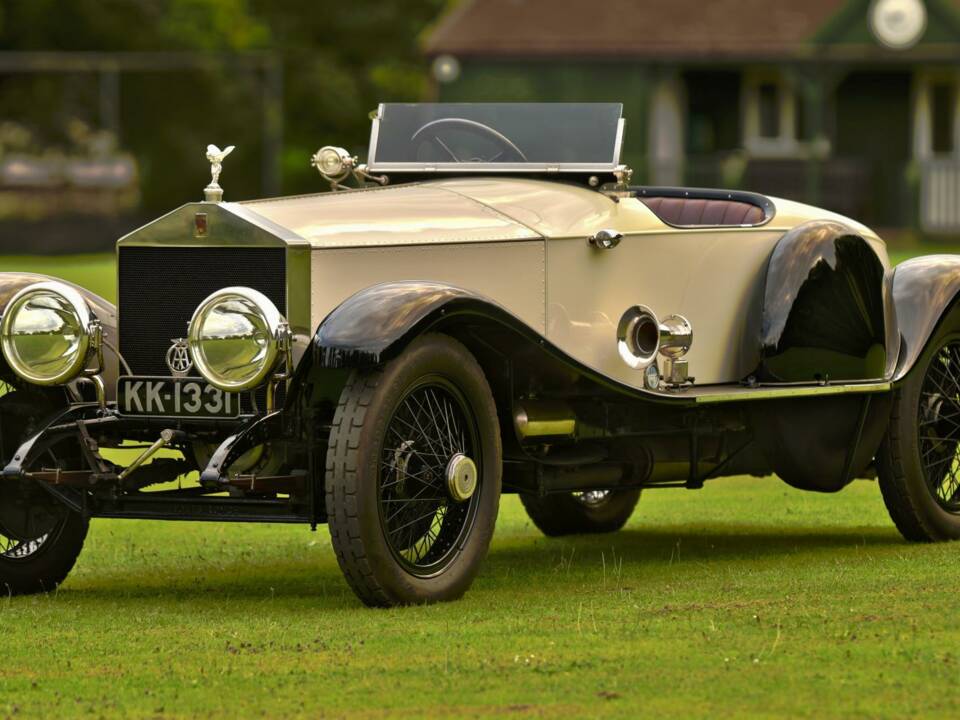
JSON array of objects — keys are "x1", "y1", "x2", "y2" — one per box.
[{"x1": 325, "y1": 371, "x2": 393, "y2": 606}]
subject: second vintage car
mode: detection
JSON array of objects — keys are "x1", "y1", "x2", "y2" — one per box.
[{"x1": 2, "y1": 103, "x2": 960, "y2": 606}]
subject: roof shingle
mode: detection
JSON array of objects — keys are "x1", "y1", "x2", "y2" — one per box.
[{"x1": 424, "y1": 0, "x2": 949, "y2": 59}]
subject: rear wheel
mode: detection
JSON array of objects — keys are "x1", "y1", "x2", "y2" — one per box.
[
  {"x1": 877, "y1": 333, "x2": 960, "y2": 541},
  {"x1": 519, "y1": 489, "x2": 640, "y2": 537},
  {"x1": 0, "y1": 379, "x2": 88, "y2": 595},
  {"x1": 325, "y1": 334, "x2": 502, "y2": 606}
]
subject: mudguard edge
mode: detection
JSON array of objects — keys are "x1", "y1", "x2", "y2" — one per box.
[
  {"x1": 890, "y1": 255, "x2": 960, "y2": 382},
  {"x1": 758, "y1": 220, "x2": 893, "y2": 383},
  {"x1": 289, "y1": 281, "x2": 679, "y2": 406}
]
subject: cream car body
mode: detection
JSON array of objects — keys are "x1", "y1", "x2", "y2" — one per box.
[{"x1": 240, "y1": 178, "x2": 884, "y2": 388}]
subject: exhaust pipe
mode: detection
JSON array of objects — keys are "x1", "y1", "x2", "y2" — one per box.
[{"x1": 514, "y1": 400, "x2": 576, "y2": 440}]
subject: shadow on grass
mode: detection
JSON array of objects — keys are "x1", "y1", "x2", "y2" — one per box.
[
  {"x1": 48, "y1": 522, "x2": 909, "y2": 610},
  {"x1": 495, "y1": 523, "x2": 903, "y2": 563}
]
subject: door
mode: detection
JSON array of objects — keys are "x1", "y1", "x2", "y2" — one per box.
[
  {"x1": 835, "y1": 71, "x2": 912, "y2": 228},
  {"x1": 545, "y1": 199, "x2": 785, "y2": 388}
]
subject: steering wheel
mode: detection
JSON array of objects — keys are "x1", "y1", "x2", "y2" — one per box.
[{"x1": 410, "y1": 118, "x2": 528, "y2": 163}]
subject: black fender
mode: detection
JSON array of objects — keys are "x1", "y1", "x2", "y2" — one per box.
[
  {"x1": 288, "y1": 281, "x2": 536, "y2": 407},
  {"x1": 757, "y1": 220, "x2": 893, "y2": 383},
  {"x1": 286, "y1": 281, "x2": 681, "y2": 414},
  {"x1": 0, "y1": 272, "x2": 120, "y2": 397},
  {"x1": 199, "y1": 410, "x2": 285, "y2": 485},
  {"x1": 2, "y1": 403, "x2": 108, "y2": 479},
  {"x1": 889, "y1": 254, "x2": 960, "y2": 382},
  {"x1": 305, "y1": 281, "x2": 497, "y2": 370}
]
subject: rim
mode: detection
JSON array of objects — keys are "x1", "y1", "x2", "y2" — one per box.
[
  {"x1": 573, "y1": 490, "x2": 611, "y2": 508},
  {"x1": 918, "y1": 339, "x2": 960, "y2": 513},
  {"x1": 0, "y1": 532, "x2": 50, "y2": 560},
  {"x1": 377, "y1": 376, "x2": 481, "y2": 578},
  {"x1": 0, "y1": 379, "x2": 58, "y2": 561}
]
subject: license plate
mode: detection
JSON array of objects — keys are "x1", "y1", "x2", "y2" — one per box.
[{"x1": 117, "y1": 376, "x2": 240, "y2": 419}]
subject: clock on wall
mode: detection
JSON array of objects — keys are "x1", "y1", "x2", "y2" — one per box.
[{"x1": 870, "y1": 0, "x2": 928, "y2": 49}]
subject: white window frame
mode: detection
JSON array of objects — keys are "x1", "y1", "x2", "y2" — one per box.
[
  {"x1": 742, "y1": 70, "x2": 825, "y2": 159},
  {"x1": 912, "y1": 68, "x2": 960, "y2": 160}
]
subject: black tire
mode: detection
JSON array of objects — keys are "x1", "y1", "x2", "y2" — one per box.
[
  {"x1": 0, "y1": 510, "x2": 88, "y2": 596},
  {"x1": 0, "y1": 380, "x2": 89, "y2": 596},
  {"x1": 877, "y1": 331, "x2": 960, "y2": 541},
  {"x1": 519, "y1": 489, "x2": 641, "y2": 537},
  {"x1": 325, "y1": 334, "x2": 502, "y2": 606}
]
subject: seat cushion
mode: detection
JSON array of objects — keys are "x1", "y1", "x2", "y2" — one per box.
[{"x1": 640, "y1": 196, "x2": 766, "y2": 227}]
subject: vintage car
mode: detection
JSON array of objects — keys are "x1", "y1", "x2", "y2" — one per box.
[{"x1": 1, "y1": 102, "x2": 960, "y2": 606}]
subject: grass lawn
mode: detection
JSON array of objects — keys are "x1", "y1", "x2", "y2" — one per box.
[{"x1": 0, "y1": 247, "x2": 958, "y2": 718}]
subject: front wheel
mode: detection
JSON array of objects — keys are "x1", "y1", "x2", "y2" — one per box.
[
  {"x1": 519, "y1": 489, "x2": 641, "y2": 537},
  {"x1": 325, "y1": 334, "x2": 502, "y2": 606},
  {"x1": 877, "y1": 333, "x2": 960, "y2": 541},
  {"x1": 0, "y1": 381, "x2": 88, "y2": 595}
]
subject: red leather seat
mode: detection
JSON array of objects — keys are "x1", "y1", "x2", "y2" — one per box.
[{"x1": 640, "y1": 196, "x2": 765, "y2": 227}]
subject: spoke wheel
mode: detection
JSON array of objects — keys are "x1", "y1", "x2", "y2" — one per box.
[
  {"x1": 0, "y1": 532, "x2": 51, "y2": 560},
  {"x1": 520, "y1": 488, "x2": 640, "y2": 537},
  {"x1": 325, "y1": 334, "x2": 501, "y2": 606},
  {"x1": 878, "y1": 321, "x2": 960, "y2": 542},
  {"x1": 378, "y1": 377, "x2": 481, "y2": 577},
  {"x1": 0, "y1": 379, "x2": 52, "y2": 560},
  {"x1": 917, "y1": 341, "x2": 960, "y2": 512},
  {"x1": 574, "y1": 490, "x2": 612, "y2": 508},
  {"x1": 0, "y1": 378, "x2": 88, "y2": 594}
]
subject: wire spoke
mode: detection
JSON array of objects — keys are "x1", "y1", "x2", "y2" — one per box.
[
  {"x1": 376, "y1": 379, "x2": 480, "y2": 576},
  {"x1": 918, "y1": 341, "x2": 960, "y2": 513},
  {"x1": 0, "y1": 382, "x2": 58, "y2": 559}
]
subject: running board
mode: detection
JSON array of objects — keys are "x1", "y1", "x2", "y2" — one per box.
[
  {"x1": 689, "y1": 381, "x2": 892, "y2": 405},
  {"x1": 90, "y1": 495, "x2": 312, "y2": 523}
]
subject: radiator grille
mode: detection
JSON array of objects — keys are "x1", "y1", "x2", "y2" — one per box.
[{"x1": 118, "y1": 246, "x2": 286, "y2": 376}]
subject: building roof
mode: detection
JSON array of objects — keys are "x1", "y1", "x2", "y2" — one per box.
[{"x1": 424, "y1": 0, "x2": 960, "y2": 59}]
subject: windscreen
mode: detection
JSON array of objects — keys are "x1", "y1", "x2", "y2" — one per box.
[{"x1": 368, "y1": 103, "x2": 623, "y2": 170}]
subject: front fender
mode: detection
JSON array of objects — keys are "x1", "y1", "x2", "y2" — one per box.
[
  {"x1": 285, "y1": 280, "x2": 541, "y2": 417},
  {"x1": 306, "y1": 281, "x2": 507, "y2": 370},
  {"x1": 890, "y1": 255, "x2": 960, "y2": 382},
  {"x1": 0, "y1": 272, "x2": 119, "y2": 397},
  {"x1": 199, "y1": 410, "x2": 285, "y2": 485},
  {"x1": 286, "y1": 281, "x2": 686, "y2": 417}
]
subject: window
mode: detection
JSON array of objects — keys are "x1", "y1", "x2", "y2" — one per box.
[
  {"x1": 743, "y1": 72, "x2": 820, "y2": 158},
  {"x1": 795, "y1": 92, "x2": 811, "y2": 142},
  {"x1": 758, "y1": 83, "x2": 780, "y2": 139},
  {"x1": 932, "y1": 82, "x2": 955, "y2": 154}
]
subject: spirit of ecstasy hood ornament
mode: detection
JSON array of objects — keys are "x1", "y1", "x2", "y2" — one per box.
[{"x1": 204, "y1": 144, "x2": 235, "y2": 202}]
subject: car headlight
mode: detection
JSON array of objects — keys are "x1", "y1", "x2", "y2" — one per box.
[
  {"x1": 311, "y1": 146, "x2": 354, "y2": 178},
  {"x1": 0, "y1": 281, "x2": 97, "y2": 386},
  {"x1": 187, "y1": 287, "x2": 289, "y2": 392}
]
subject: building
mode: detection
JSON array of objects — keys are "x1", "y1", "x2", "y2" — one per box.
[{"x1": 425, "y1": 0, "x2": 960, "y2": 235}]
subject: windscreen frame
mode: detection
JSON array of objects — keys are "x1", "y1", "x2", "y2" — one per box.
[{"x1": 366, "y1": 103, "x2": 625, "y2": 174}]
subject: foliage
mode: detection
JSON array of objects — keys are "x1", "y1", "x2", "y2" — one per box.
[{"x1": 0, "y1": 0, "x2": 450, "y2": 210}]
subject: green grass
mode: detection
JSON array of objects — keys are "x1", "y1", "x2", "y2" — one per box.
[
  {"x1": 0, "y1": 247, "x2": 959, "y2": 719},
  {"x1": 0, "y1": 253, "x2": 117, "y2": 302},
  {"x1": 1, "y1": 485, "x2": 957, "y2": 718}
]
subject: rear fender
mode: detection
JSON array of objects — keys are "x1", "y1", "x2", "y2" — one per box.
[{"x1": 757, "y1": 221, "x2": 893, "y2": 383}]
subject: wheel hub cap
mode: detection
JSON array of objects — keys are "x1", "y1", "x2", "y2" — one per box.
[{"x1": 446, "y1": 453, "x2": 477, "y2": 502}]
